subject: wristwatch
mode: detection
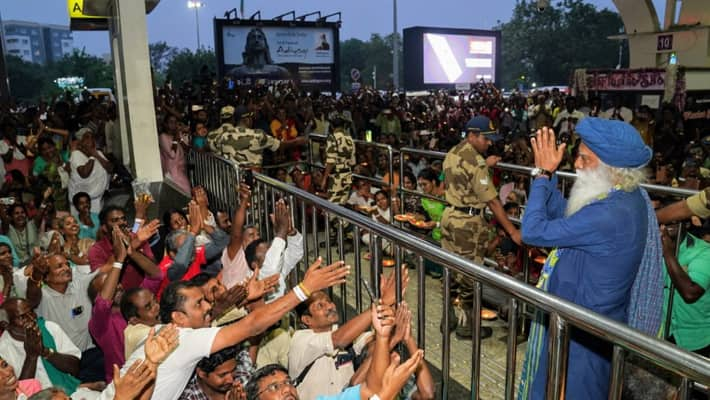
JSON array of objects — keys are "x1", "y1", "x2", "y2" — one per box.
[{"x1": 530, "y1": 167, "x2": 553, "y2": 179}]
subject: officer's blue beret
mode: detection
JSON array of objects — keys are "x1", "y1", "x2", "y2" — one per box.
[
  {"x1": 576, "y1": 117, "x2": 652, "y2": 168},
  {"x1": 465, "y1": 116, "x2": 502, "y2": 142}
]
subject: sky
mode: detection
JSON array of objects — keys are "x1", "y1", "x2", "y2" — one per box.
[{"x1": 1, "y1": 0, "x2": 667, "y2": 56}]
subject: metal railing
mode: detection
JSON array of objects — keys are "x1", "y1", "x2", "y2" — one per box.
[
  {"x1": 190, "y1": 150, "x2": 710, "y2": 400},
  {"x1": 187, "y1": 150, "x2": 242, "y2": 215}
]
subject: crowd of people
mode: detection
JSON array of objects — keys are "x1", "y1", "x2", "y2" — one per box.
[{"x1": 0, "y1": 72, "x2": 707, "y2": 400}]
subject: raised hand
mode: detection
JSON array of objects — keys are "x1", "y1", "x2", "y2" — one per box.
[
  {"x1": 112, "y1": 225, "x2": 128, "y2": 263},
  {"x1": 136, "y1": 219, "x2": 160, "y2": 244},
  {"x1": 188, "y1": 201, "x2": 202, "y2": 235},
  {"x1": 29, "y1": 251, "x2": 49, "y2": 282},
  {"x1": 530, "y1": 127, "x2": 565, "y2": 173},
  {"x1": 113, "y1": 360, "x2": 156, "y2": 400},
  {"x1": 226, "y1": 381, "x2": 247, "y2": 400},
  {"x1": 47, "y1": 232, "x2": 62, "y2": 255},
  {"x1": 380, "y1": 266, "x2": 409, "y2": 307},
  {"x1": 371, "y1": 302, "x2": 396, "y2": 338},
  {"x1": 213, "y1": 284, "x2": 249, "y2": 317},
  {"x1": 245, "y1": 268, "x2": 280, "y2": 301},
  {"x1": 378, "y1": 350, "x2": 425, "y2": 400},
  {"x1": 271, "y1": 200, "x2": 290, "y2": 238},
  {"x1": 237, "y1": 184, "x2": 251, "y2": 209},
  {"x1": 389, "y1": 302, "x2": 410, "y2": 347},
  {"x1": 300, "y1": 257, "x2": 350, "y2": 295},
  {"x1": 144, "y1": 324, "x2": 179, "y2": 365},
  {"x1": 23, "y1": 322, "x2": 44, "y2": 358}
]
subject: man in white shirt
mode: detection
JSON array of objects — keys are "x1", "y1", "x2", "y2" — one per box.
[
  {"x1": 553, "y1": 96, "x2": 587, "y2": 138},
  {"x1": 0, "y1": 298, "x2": 81, "y2": 393},
  {"x1": 119, "y1": 254, "x2": 350, "y2": 400},
  {"x1": 245, "y1": 200, "x2": 303, "y2": 302},
  {"x1": 26, "y1": 254, "x2": 103, "y2": 382},
  {"x1": 603, "y1": 96, "x2": 633, "y2": 122},
  {"x1": 288, "y1": 268, "x2": 407, "y2": 400},
  {"x1": 68, "y1": 128, "x2": 112, "y2": 215}
]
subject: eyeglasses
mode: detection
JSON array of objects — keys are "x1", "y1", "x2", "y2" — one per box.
[{"x1": 256, "y1": 378, "x2": 294, "y2": 397}]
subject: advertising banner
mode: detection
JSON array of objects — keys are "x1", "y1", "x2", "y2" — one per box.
[{"x1": 217, "y1": 23, "x2": 339, "y2": 91}]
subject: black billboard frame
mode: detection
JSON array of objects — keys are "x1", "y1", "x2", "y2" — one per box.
[
  {"x1": 403, "y1": 26, "x2": 501, "y2": 91},
  {"x1": 213, "y1": 17, "x2": 341, "y2": 93}
]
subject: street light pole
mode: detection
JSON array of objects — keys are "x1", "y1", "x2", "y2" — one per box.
[
  {"x1": 392, "y1": 0, "x2": 399, "y2": 90},
  {"x1": 187, "y1": 1, "x2": 203, "y2": 50}
]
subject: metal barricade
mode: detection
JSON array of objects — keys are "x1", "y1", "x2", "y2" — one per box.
[
  {"x1": 187, "y1": 150, "x2": 242, "y2": 215},
  {"x1": 190, "y1": 150, "x2": 709, "y2": 400},
  {"x1": 308, "y1": 133, "x2": 397, "y2": 213}
]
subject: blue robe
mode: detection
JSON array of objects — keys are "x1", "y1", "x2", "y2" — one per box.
[{"x1": 521, "y1": 176, "x2": 647, "y2": 399}]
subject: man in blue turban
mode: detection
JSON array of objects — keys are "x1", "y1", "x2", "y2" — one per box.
[{"x1": 517, "y1": 119, "x2": 664, "y2": 400}]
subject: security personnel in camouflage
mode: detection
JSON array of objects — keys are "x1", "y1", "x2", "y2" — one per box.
[
  {"x1": 441, "y1": 115, "x2": 521, "y2": 339},
  {"x1": 320, "y1": 117, "x2": 356, "y2": 206},
  {"x1": 209, "y1": 105, "x2": 305, "y2": 169}
]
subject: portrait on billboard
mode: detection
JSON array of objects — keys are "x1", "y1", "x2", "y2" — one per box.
[
  {"x1": 315, "y1": 33, "x2": 330, "y2": 51},
  {"x1": 226, "y1": 27, "x2": 291, "y2": 80}
]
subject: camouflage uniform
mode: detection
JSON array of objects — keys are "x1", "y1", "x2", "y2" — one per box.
[
  {"x1": 208, "y1": 123, "x2": 281, "y2": 168},
  {"x1": 441, "y1": 140, "x2": 497, "y2": 313},
  {"x1": 324, "y1": 128, "x2": 356, "y2": 205}
]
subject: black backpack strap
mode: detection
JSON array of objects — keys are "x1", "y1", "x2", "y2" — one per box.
[{"x1": 293, "y1": 355, "x2": 323, "y2": 387}]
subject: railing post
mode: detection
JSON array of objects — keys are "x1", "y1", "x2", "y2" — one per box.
[
  {"x1": 354, "y1": 225, "x2": 363, "y2": 313},
  {"x1": 504, "y1": 298, "x2": 519, "y2": 400},
  {"x1": 442, "y1": 267, "x2": 452, "y2": 400},
  {"x1": 608, "y1": 345, "x2": 625, "y2": 400},
  {"x1": 470, "y1": 281, "x2": 482, "y2": 400},
  {"x1": 387, "y1": 146, "x2": 395, "y2": 224},
  {"x1": 337, "y1": 220, "x2": 347, "y2": 319},
  {"x1": 372, "y1": 235, "x2": 382, "y2": 298},
  {"x1": 417, "y1": 255, "x2": 426, "y2": 348},
  {"x1": 545, "y1": 312, "x2": 570, "y2": 400},
  {"x1": 299, "y1": 199, "x2": 308, "y2": 281},
  {"x1": 679, "y1": 377, "x2": 691, "y2": 400},
  {"x1": 324, "y1": 213, "x2": 332, "y2": 266}
]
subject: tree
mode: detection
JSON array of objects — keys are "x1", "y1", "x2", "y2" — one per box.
[
  {"x1": 339, "y1": 33, "x2": 402, "y2": 92},
  {"x1": 51, "y1": 50, "x2": 114, "y2": 89},
  {"x1": 149, "y1": 41, "x2": 178, "y2": 73},
  {"x1": 494, "y1": 0, "x2": 628, "y2": 88},
  {"x1": 164, "y1": 48, "x2": 216, "y2": 86},
  {"x1": 6, "y1": 55, "x2": 48, "y2": 102},
  {"x1": 5, "y1": 49, "x2": 113, "y2": 102}
]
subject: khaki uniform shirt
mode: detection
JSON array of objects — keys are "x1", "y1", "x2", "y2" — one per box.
[
  {"x1": 208, "y1": 123, "x2": 280, "y2": 167},
  {"x1": 443, "y1": 140, "x2": 497, "y2": 208},
  {"x1": 687, "y1": 187, "x2": 710, "y2": 218}
]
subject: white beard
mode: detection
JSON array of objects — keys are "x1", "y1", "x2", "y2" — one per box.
[{"x1": 565, "y1": 165, "x2": 615, "y2": 216}]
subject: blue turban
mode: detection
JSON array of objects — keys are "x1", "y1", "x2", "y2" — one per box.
[{"x1": 575, "y1": 117, "x2": 652, "y2": 168}]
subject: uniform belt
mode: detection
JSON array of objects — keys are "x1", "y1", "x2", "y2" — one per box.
[
  {"x1": 451, "y1": 206, "x2": 483, "y2": 216},
  {"x1": 334, "y1": 167, "x2": 352, "y2": 173}
]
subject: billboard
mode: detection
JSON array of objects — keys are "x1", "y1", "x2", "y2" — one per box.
[
  {"x1": 214, "y1": 19, "x2": 340, "y2": 92},
  {"x1": 404, "y1": 26, "x2": 500, "y2": 90}
]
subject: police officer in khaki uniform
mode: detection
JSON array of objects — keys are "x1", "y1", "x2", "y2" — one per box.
[
  {"x1": 320, "y1": 117, "x2": 356, "y2": 203},
  {"x1": 208, "y1": 105, "x2": 305, "y2": 170},
  {"x1": 319, "y1": 117, "x2": 356, "y2": 243},
  {"x1": 657, "y1": 187, "x2": 710, "y2": 224},
  {"x1": 441, "y1": 115, "x2": 521, "y2": 339}
]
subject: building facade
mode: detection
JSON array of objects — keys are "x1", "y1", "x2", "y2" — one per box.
[{"x1": 1, "y1": 20, "x2": 73, "y2": 64}]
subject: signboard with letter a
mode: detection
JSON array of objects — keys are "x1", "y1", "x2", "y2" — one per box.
[{"x1": 68, "y1": 0, "x2": 109, "y2": 31}]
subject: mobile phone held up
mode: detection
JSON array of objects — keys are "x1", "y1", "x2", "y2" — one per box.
[{"x1": 243, "y1": 170, "x2": 254, "y2": 187}]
